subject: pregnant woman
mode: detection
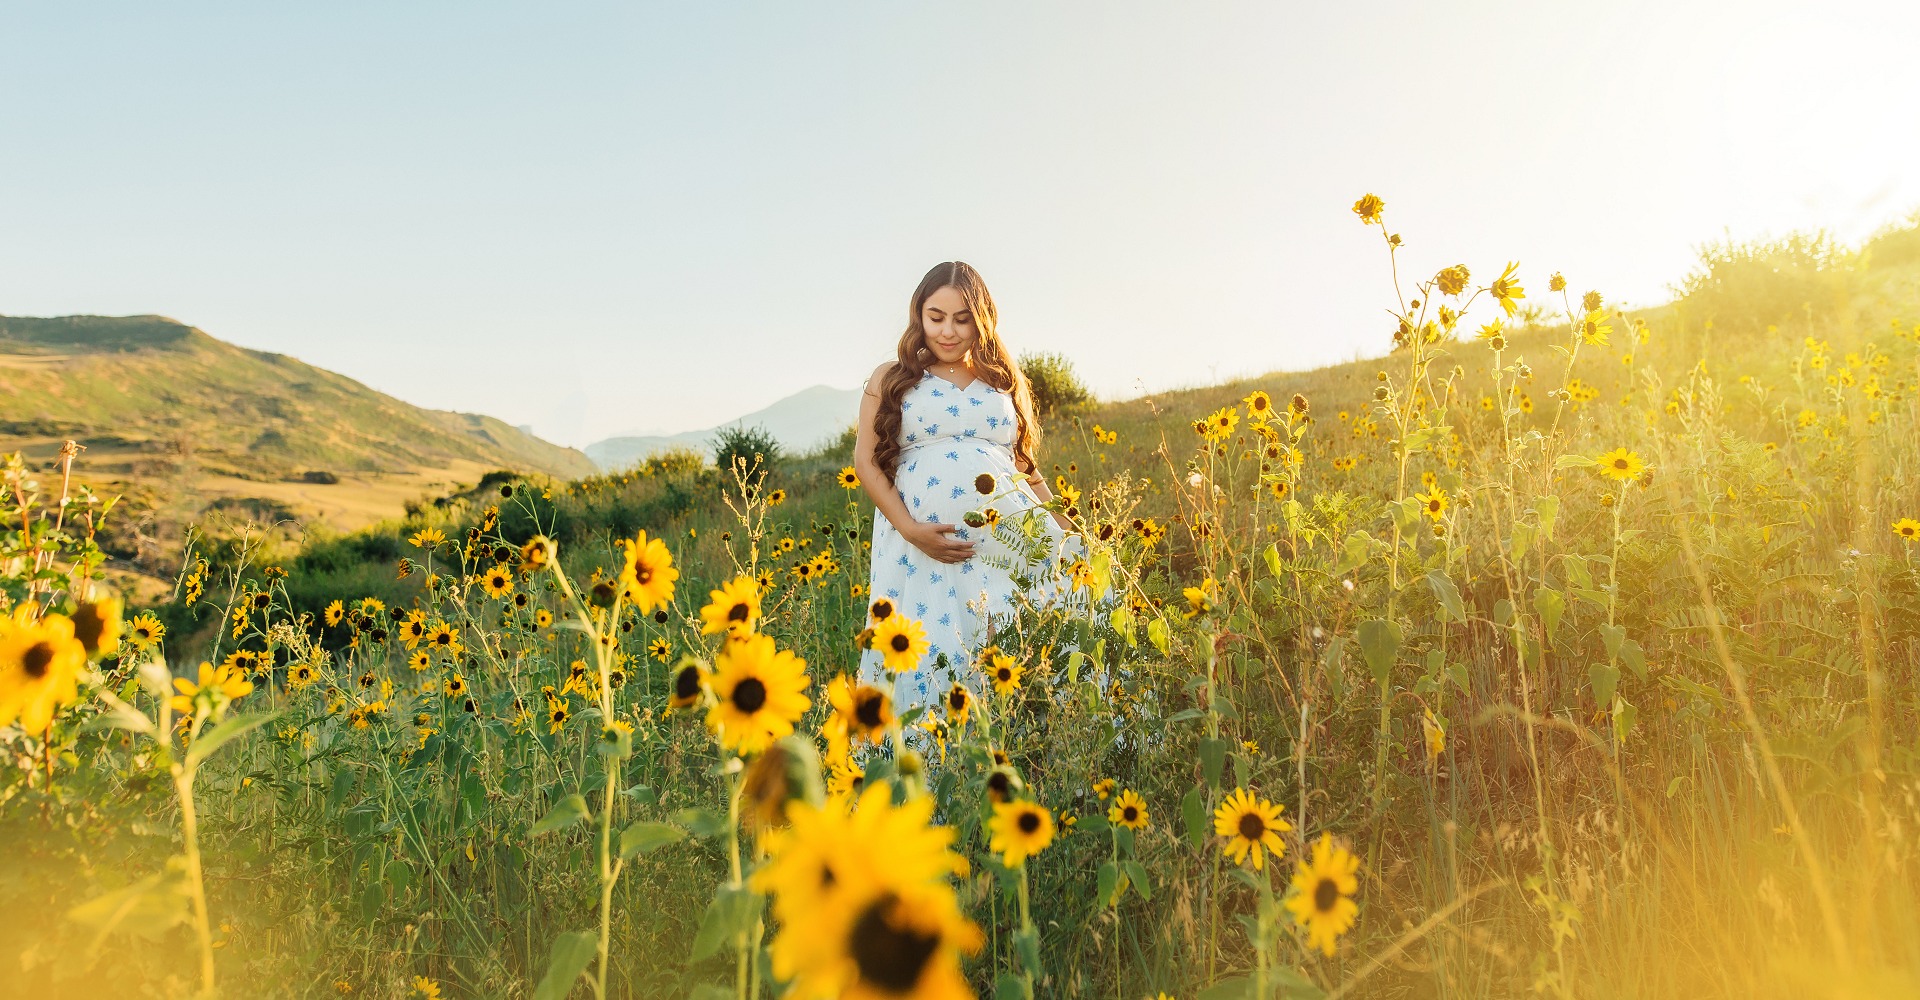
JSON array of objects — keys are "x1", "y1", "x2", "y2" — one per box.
[{"x1": 852, "y1": 260, "x2": 1087, "y2": 713}]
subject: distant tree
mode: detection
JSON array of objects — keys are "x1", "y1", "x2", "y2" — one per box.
[
  {"x1": 713, "y1": 424, "x2": 782, "y2": 482},
  {"x1": 1019, "y1": 351, "x2": 1094, "y2": 418}
]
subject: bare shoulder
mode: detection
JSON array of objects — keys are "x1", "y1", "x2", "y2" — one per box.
[{"x1": 863, "y1": 360, "x2": 900, "y2": 395}]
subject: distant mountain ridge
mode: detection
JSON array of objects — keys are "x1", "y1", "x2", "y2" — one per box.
[{"x1": 586, "y1": 383, "x2": 859, "y2": 470}]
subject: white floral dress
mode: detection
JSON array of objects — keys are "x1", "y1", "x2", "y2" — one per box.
[{"x1": 859, "y1": 370, "x2": 1088, "y2": 714}]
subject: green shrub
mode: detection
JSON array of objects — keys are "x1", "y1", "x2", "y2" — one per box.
[
  {"x1": 1019, "y1": 350, "x2": 1094, "y2": 418},
  {"x1": 712, "y1": 423, "x2": 781, "y2": 482}
]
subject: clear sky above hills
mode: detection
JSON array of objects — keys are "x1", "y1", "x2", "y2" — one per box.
[{"x1": 4, "y1": 1, "x2": 1916, "y2": 449}]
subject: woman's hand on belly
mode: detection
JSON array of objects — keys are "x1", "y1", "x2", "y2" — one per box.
[{"x1": 901, "y1": 520, "x2": 976, "y2": 564}]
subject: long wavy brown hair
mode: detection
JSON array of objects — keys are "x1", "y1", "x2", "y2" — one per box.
[{"x1": 871, "y1": 261, "x2": 1040, "y2": 486}]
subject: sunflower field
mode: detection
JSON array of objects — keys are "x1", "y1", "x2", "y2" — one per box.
[{"x1": 5, "y1": 196, "x2": 1920, "y2": 1000}]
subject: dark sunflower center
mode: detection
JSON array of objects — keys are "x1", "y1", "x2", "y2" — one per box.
[
  {"x1": 849, "y1": 894, "x2": 937, "y2": 993},
  {"x1": 948, "y1": 689, "x2": 966, "y2": 711},
  {"x1": 996, "y1": 667, "x2": 1012, "y2": 683},
  {"x1": 872, "y1": 601, "x2": 893, "y2": 619},
  {"x1": 1123, "y1": 806, "x2": 1138, "y2": 823},
  {"x1": 987, "y1": 772, "x2": 1010, "y2": 798},
  {"x1": 727, "y1": 602, "x2": 750, "y2": 622},
  {"x1": 733, "y1": 677, "x2": 768, "y2": 713},
  {"x1": 890, "y1": 634, "x2": 910, "y2": 653},
  {"x1": 1614, "y1": 459, "x2": 1629, "y2": 470},
  {"x1": 674, "y1": 668, "x2": 701, "y2": 699},
  {"x1": 1017, "y1": 811, "x2": 1041, "y2": 834},
  {"x1": 23, "y1": 642, "x2": 54, "y2": 679},
  {"x1": 552, "y1": 709, "x2": 566, "y2": 722},
  {"x1": 1238, "y1": 813, "x2": 1265, "y2": 840},
  {"x1": 1314, "y1": 877, "x2": 1339, "y2": 912},
  {"x1": 855, "y1": 694, "x2": 885, "y2": 728},
  {"x1": 71, "y1": 605, "x2": 107, "y2": 650}
]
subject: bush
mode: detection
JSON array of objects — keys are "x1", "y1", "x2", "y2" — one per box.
[
  {"x1": 1673, "y1": 229, "x2": 1854, "y2": 333},
  {"x1": 712, "y1": 424, "x2": 781, "y2": 482},
  {"x1": 1019, "y1": 351, "x2": 1094, "y2": 418}
]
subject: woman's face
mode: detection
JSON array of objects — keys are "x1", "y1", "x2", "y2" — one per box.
[{"x1": 921, "y1": 284, "x2": 977, "y2": 365}]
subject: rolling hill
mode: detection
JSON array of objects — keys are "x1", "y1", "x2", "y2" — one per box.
[{"x1": 0, "y1": 314, "x2": 596, "y2": 561}]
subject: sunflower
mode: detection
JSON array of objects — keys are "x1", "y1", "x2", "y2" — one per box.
[
  {"x1": 397, "y1": 610, "x2": 428, "y2": 648},
  {"x1": 127, "y1": 612, "x2": 167, "y2": 650},
  {"x1": 444, "y1": 674, "x2": 467, "y2": 698},
  {"x1": 1109, "y1": 789, "x2": 1149, "y2": 830},
  {"x1": 1352, "y1": 192, "x2": 1384, "y2": 224},
  {"x1": 169, "y1": 660, "x2": 254, "y2": 718},
  {"x1": 868, "y1": 597, "x2": 895, "y2": 622},
  {"x1": 409, "y1": 527, "x2": 445, "y2": 549},
  {"x1": 1579, "y1": 309, "x2": 1612, "y2": 347},
  {"x1": 324, "y1": 600, "x2": 346, "y2": 628},
  {"x1": 534, "y1": 608, "x2": 554, "y2": 629},
  {"x1": 1214, "y1": 787, "x2": 1291, "y2": 870},
  {"x1": 1092, "y1": 778, "x2": 1115, "y2": 801},
  {"x1": 1594, "y1": 447, "x2": 1645, "y2": 482},
  {"x1": 480, "y1": 566, "x2": 514, "y2": 599},
  {"x1": 868, "y1": 615, "x2": 929, "y2": 675},
  {"x1": 1285, "y1": 832, "x2": 1361, "y2": 957},
  {"x1": 983, "y1": 649, "x2": 1024, "y2": 695},
  {"x1": 706, "y1": 633, "x2": 812, "y2": 755},
  {"x1": 828, "y1": 674, "x2": 894, "y2": 744},
  {"x1": 1243, "y1": 390, "x2": 1273, "y2": 421},
  {"x1": 699, "y1": 575, "x2": 762, "y2": 638},
  {"x1": 837, "y1": 466, "x2": 861, "y2": 489},
  {"x1": 988, "y1": 799, "x2": 1056, "y2": 868},
  {"x1": 667, "y1": 660, "x2": 707, "y2": 709},
  {"x1": 618, "y1": 530, "x2": 679, "y2": 614},
  {"x1": 753, "y1": 785, "x2": 979, "y2": 999},
  {"x1": 1896, "y1": 517, "x2": 1920, "y2": 543},
  {"x1": 424, "y1": 621, "x2": 463, "y2": 657},
  {"x1": 0, "y1": 611, "x2": 88, "y2": 736},
  {"x1": 944, "y1": 683, "x2": 972, "y2": 725},
  {"x1": 1416, "y1": 488, "x2": 1448, "y2": 521},
  {"x1": 1182, "y1": 577, "x2": 1219, "y2": 620},
  {"x1": 827, "y1": 756, "x2": 865, "y2": 797},
  {"x1": 1490, "y1": 261, "x2": 1526, "y2": 316},
  {"x1": 519, "y1": 535, "x2": 552, "y2": 569},
  {"x1": 546, "y1": 696, "x2": 571, "y2": 734},
  {"x1": 408, "y1": 650, "x2": 431, "y2": 672},
  {"x1": 68, "y1": 597, "x2": 122, "y2": 658}
]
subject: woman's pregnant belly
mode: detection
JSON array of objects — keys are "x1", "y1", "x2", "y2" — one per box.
[{"x1": 895, "y1": 440, "x2": 1038, "y2": 542}]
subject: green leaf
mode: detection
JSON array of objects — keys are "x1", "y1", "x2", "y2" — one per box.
[
  {"x1": 1426, "y1": 570, "x2": 1465, "y2": 623},
  {"x1": 690, "y1": 886, "x2": 760, "y2": 962},
  {"x1": 1510, "y1": 521, "x2": 1534, "y2": 561},
  {"x1": 619, "y1": 821, "x2": 685, "y2": 859},
  {"x1": 1120, "y1": 860, "x2": 1153, "y2": 901},
  {"x1": 1261, "y1": 542, "x2": 1282, "y2": 579},
  {"x1": 1148, "y1": 616, "x2": 1169, "y2": 656},
  {"x1": 531, "y1": 794, "x2": 591, "y2": 836},
  {"x1": 995, "y1": 973, "x2": 1027, "y2": 1000},
  {"x1": 1589, "y1": 662, "x2": 1620, "y2": 707},
  {"x1": 185, "y1": 710, "x2": 282, "y2": 771},
  {"x1": 1097, "y1": 861, "x2": 1121, "y2": 907},
  {"x1": 65, "y1": 867, "x2": 190, "y2": 945},
  {"x1": 673, "y1": 807, "x2": 730, "y2": 839},
  {"x1": 1199, "y1": 975, "x2": 1253, "y2": 1000},
  {"x1": 1357, "y1": 619, "x2": 1402, "y2": 687},
  {"x1": 1535, "y1": 495, "x2": 1560, "y2": 543},
  {"x1": 1619, "y1": 637, "x2": 1648, "y2": 681},
  {"x1": 87, "y1": 690, "x2": 155, "y2": 738},
  {"x1": 1554, "y1": 453, "x2": 1597, "y2": 469},
  {"x1": 1533, "y1": 587, "x2": 1565, "y2": 643},
  {"x1": 1182, "y1": 785, "x2": 1208, "y2": 851},
  {"x1": 1013, "y1": 925, "x2": 1042, "y2": 977},
  {"x1": 1199, "y1": 738, "x2": 1229, "y2": 789},
  {"x1": 531, "y1": 930, "x2": 599, "y2": 1000},
  {"x1": 1331, "y1": 530, "x2": 1372, "y2": 576}
]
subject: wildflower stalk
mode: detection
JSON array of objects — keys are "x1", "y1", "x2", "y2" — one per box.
[
  {"x1": 173, "y1": 711, "x2": 218, "y2": 996},
  {"x1": 538, "y1": 544, "x2": 631, "y2": 1000}
]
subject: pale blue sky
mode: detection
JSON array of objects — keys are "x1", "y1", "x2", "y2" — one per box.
[{"x1": 4, "y1": 2, "x2": 1916, "y2": 448}]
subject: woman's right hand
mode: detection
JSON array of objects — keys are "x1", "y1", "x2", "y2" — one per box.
[{"x1": 901, "y1": 520, "x2": 976, "y2": 564}]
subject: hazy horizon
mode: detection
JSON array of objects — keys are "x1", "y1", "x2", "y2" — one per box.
[{"x1": 5, "y1": 1, "x2": 1917, "y2": 449}]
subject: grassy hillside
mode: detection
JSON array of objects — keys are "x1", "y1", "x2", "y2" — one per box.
[{"x1": 0, "y1": 314, "x2": 596, "y2": 583}]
